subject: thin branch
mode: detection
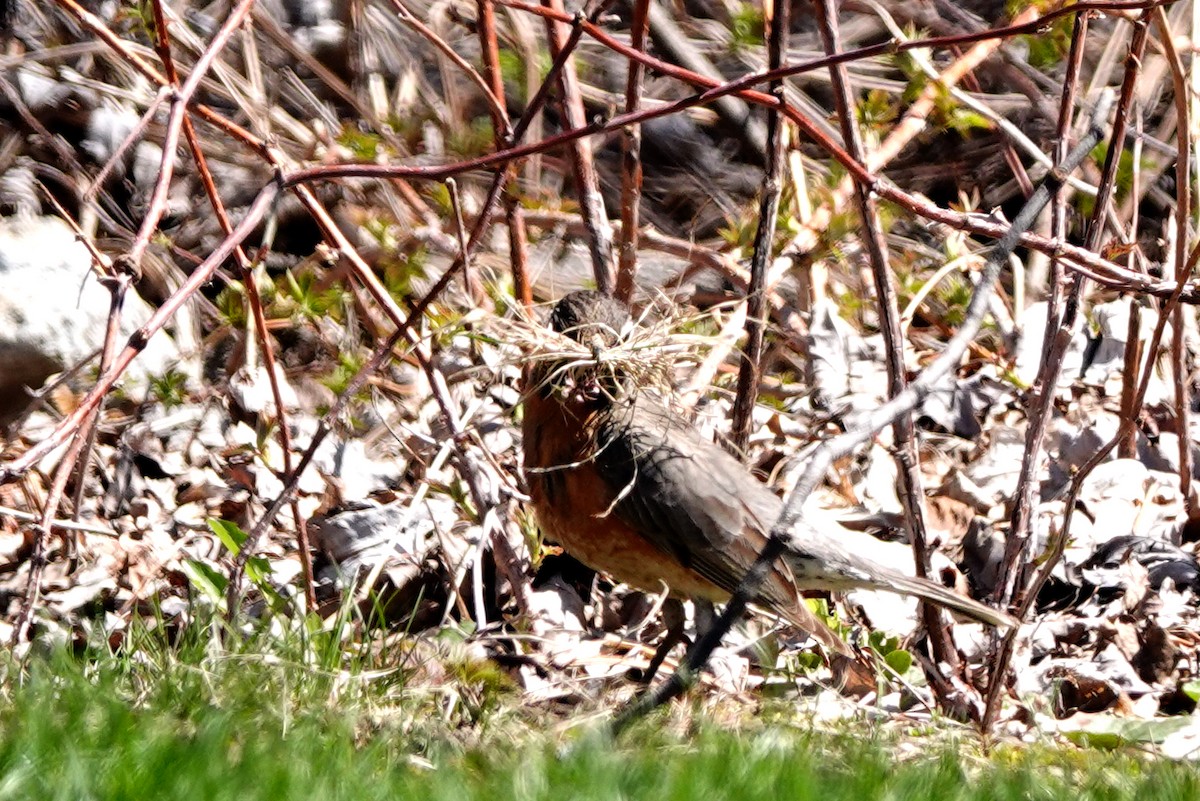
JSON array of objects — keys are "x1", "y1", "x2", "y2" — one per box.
[
  {"x1": 813, "y1": 0, "x2": 966, "y2": 718},
  {"x1": 476, "y1": 0, "x2": 534, "y2": 309},
  {"x1": 614, "y1": 0, "x2": 651, "y2": 304},
  {"x1": 542, "y1": 0, "x2": 615, "y2": 293},
  {"x1": 1152, "y1": 4, "x2": 1196, "y2": 514},
  {"x1": 728, "y1": 0, "x2": 788, "y2": 455},
  {"x1": 982, "y1": 11, "x2": 1154, "y2": 731},
  {"x1": 995, "y1": 10, "x2": 1151, "y2": 610}
]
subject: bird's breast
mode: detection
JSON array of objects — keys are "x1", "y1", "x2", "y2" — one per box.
[{"x1": 521, "y1": 388, "x2": 729, "y2": 601}]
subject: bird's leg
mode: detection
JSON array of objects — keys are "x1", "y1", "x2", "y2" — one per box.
[
  {"x1": 693, "y1": 599, "x2": 716, "y2": 638},
  {"x1": 636, "y1": 597, "x2": 687, "y2": 685}
]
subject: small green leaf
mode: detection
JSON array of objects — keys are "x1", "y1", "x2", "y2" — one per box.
[
  {"x1": 336, "y1": 125, "x2": 384, "y2": 161},
  {"x1": 884, "y1": 649, "x2": 914, "y2": 675},
  {"x1": 437, "y1": 621, "x2": 477, "y2": 644},
  {"x1": 728, "y1": 4, "x2": 765, "y2": 53},
  {"x1": 148, "y1": 367, "x2": 189, "y2": 409},
  {"x1": 208, "y1": 519, "x2": 248, "y2": 556},
  {"x1": 1062, "y1": 730, "x2": 1124, "y2": 750},
  {"x1": 245, "y1": 555, "x2": 273, "y2": 586},
  {"x1": 791, "y1": 651, "x2": 823, "y2": 673},
  {"x1": 181, "y1": 559, "x2": 228, "y2": 602},
  {"x1": 947, "y1": 108, "x2": 992, "y2": 136},
  {"x1": 868, "y1": 629, "x2": 900, "y2": 655},
  {"x1": 1062, "y1": 716, "x2": 1191, "y2": 749}
]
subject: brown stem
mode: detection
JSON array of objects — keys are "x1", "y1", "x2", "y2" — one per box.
[
  {"x1": 1152, "y1": 5, "x2": 1196, "y2": 515},
  {"x1": 476, "y1": 0, "x2": 534, "y2": 309},
  {"x1": 542, "y1": 0, "x2": 615, "y2": 293},
  {"x1": 982, "y1": 11, "x2": 1153, "y2": 731},
  {"x1": 814, "y1": 0, "x2": 970, "y2": 717},
  {"x1": 1118, "y1": 105, "x2": 1145, "y2": 460},
  {"x1": 728, "y1": 0, "x2": 788, "y2": 455},
  {"x1": 996, "y1": 10, "x2": 1151, "y2": 610},
  {"x1": 614, "y1": 0, "x2": 651, "y2": 304}
]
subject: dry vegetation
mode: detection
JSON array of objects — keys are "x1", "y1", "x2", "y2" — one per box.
[{"x1": 0, "y1": 0, "x2": 1199, "y2": 752}]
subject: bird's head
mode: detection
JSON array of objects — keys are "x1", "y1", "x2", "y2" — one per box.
[
  {"x1": 549, "y1": 290, "x2": 632, "y2": 354},
  {"x1": 541, "y1": 290, "x2": 634, "y2": 406}
]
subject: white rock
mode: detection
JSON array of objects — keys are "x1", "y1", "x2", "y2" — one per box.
[
  {"x1": 81, "y1": 102, "x2": 139, "y2": 166},
  {"x1": 0, "y1": 215, "x2": 178, "y2": 417}
]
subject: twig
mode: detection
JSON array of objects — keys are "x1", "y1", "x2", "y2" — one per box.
[
  {"x1": 994, "y1": 10, "x2": 1150, "y2": 611},
  {"x1": 1045, "y1": 11, "x2": 1091, "y2": 369},
  {"x1": 728, "y1": 0, "x2": 788, "y2": 455},
  {"x1": 1152, "y1": 4, "x2": 1196, "y2": 515},
  {"x1": 865, "y1": 1, "x2": 1097, "y2": 197},
  {"x1": 981, "y1": 11, "x2": 1153, "y2": 732},
  {"x1": 446, "y1": 178, "x2": 486, "y2": 306},
  {"x1": 475, "y1": 0, "x2": 534, "y2": 309},
  {"x1": 12, "y1": 269, "x2": 131, "y2": 647},
  {"x1": 813, "y1": 0, "x2": 966, "y2": 718},
  {"x1": 0, "y1": 506, "x2": 116, "y2": 536},
  {"x1": 1118, "y1": 104, "x2": 1145, "y2": 460},
  {"x1": 614, "y1": 0, "x2": 651, "y2": 304},
  {"x1": 127, "y1": 0, "x2": 257, "y2": 269},
  {"x1": 542, "y1": 0, "x2": 615, "y2": 293}
]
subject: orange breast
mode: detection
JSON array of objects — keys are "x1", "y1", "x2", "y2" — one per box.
[{"x1": 522, "y1": 386, "x2": 729, "y2": 601}]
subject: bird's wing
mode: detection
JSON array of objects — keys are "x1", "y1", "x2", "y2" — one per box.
[
  {"x1": 592, "y1": 397, "x2": 1013, "y2": 637},
  {"x1": 593, "y1": 398, "x2": 856, "y2": 656},
  {"x1": 593, "y1": 397, "x2": 788, "y2": 597}
]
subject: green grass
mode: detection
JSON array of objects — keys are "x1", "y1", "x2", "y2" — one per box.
[{"x1": 0, "y1": 620, "x2": 1193, "y2": 801}]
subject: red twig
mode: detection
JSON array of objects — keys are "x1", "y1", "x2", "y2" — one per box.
[{"x1": 475, "y1": 0, "x2": 533, "y2": 309}]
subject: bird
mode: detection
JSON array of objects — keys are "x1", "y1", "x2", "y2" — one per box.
[{"x1": 521, "y1": 290, "x2": 1014, "y2": 679}]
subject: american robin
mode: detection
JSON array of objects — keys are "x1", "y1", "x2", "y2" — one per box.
[{"x1": 522, "y1": 290, "x2": 1013, "y2": 675}]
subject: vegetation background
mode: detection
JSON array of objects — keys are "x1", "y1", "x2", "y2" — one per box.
[{"x1": 0, "y1": 0, "x2": 1199, "y2": 794}]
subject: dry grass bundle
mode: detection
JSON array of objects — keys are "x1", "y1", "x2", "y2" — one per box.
[{"x1": 486, "y1": 299, "x2": 721, "y2": 408}]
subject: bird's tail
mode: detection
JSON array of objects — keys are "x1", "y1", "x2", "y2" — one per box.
[
  {"x1": 858, "y1": 567, "x2": 1017, "y2": 629},
  {"x1": 781, "y1": 537, "x2": 1018, "y2": 629}
]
